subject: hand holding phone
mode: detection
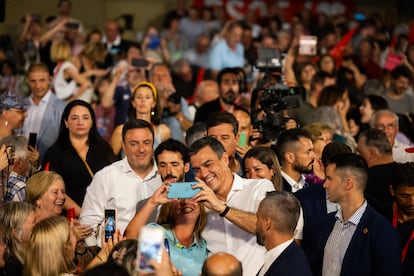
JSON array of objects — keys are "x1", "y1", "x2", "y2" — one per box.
[
  {"x1": 137, "y1": 226, "x2": 165, "y2": 272},
  {"x1": 167, "y1": 182, "x2": 201, "y2": 199},
  {"x1": 104, "y1": 209, "x2": 116, "y2": 242},
  {"x1": 28, "y1": 133, "x2": 37, "y2": 150}
]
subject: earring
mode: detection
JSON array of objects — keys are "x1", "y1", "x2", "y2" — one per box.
[
  {"x1": 4, "y1": 120, "x2": 8, "y2": 127},
  {"x1": 151, "y1": 109, "x2": 155, "y2": 116}
]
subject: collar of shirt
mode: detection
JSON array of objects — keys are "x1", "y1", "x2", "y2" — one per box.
[
  {"x1": 120, "y1": 157, "x2": 159, "y2": 181},
  {"x1": 103, "y1": 35, "x2": 121, "y2": 48},
  {"x1": 30, "y1": 90, "x2": 52, "y2": 106},
  {"x1": 260, "y1": 239, "x2": 294, "y2": 276},
  {"x1": 8, "y1": 171, "x2": 27, "y2": 182},
  {"x1": 281, "y1": 171, "x2": 306, "y2": 191},
  {"x1": 335, "y1": 200, "x2": 367, "y2": 225}
]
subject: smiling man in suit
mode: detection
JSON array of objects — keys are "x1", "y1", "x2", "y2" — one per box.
[
  {"x1": 256, "y1": 191, "x2": 312, "y2": 276},
  {"x1": 23, "y1": 63, "x2": 66, "y2": 162}
]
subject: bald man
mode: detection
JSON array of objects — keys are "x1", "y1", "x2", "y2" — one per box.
[
  {"x1": 189, "y1": 80, "x2": 219, "y2": 121},
  {"x1": 234, "y1": 109, "x2": 252, "y2": 157},
  {"x1": 201, "y1": 253, "x2": 243, "y2": 276}
]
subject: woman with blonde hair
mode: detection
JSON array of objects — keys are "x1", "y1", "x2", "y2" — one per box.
[
  {"x1": 23, "y1": 215, "x2": 77, "y2": 276},
  {"x1": 71, "y1": 42, "x2": 109, "y2": 90},
  {"x1": 51, "y1": 39, "x2": 91, "y2": 103},
  {"x1": 0, "y1": 201, "x2": 37, "y2": 275},
  {"x1": 25, "y1": 171, "x2": 67, "y2": 220},
  {"x1": 124, "y1": 185, "x2": 208, "y2": 276},
  {"x1": 110, "y1": 81, "x2": 170, "y2": 155}
]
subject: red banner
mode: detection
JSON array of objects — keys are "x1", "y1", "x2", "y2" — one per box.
[{"x1": 193, "y1": 0, "x2": 355, "y2": 21}]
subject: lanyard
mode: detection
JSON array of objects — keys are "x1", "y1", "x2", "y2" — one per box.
[{"x1": 392, "y1": 203, "x2": 414, "y2": 263}]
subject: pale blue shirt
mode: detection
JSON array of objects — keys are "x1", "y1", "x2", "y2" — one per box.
[
  {"x1": 148, "y1": 223, "x2": 208, "y2": 276},
  {"x1": 208, "y1": 39, "x2": 244, "y2": 70},
  {"x1": 23, "y1": 90, "x2": 52, "y2": 136}
]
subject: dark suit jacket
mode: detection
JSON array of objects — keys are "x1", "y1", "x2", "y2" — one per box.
[
  {"x1": 294, "y1": 184, "x2": 331, "y2": 265},
  {"x1": 263, "y1": 241, "x2": 312, "y2": 276},
  {"x1": 313, "y1": 205, "x2": 402, "y2": 276},
  {"x1": 282, "y1": 177, "x2": 292, "y2": 192}
]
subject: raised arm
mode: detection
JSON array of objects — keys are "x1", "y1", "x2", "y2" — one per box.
[{"x1": 123, "y1": 183, "x2": 174, "y2": 239}]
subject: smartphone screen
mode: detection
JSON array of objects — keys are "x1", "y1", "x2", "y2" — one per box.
[
  {"x1": 28, "y1": 132, "x2": 37, "y2": 149},
  {"x1": 65, "y1": 22, "x2": 80, "y2": 29},
  {"x1": 138, "y1": 226, "x2": 165, "y2": 272},
  {"x1": 299, "y1": 35, "x2": 318, "y2": 56},
  {"x1": 238, "y1": 132, "x2": 247, "y2": 147},
  {"x1": 104, "y1": 209, "x2": 116, "y2": 242},
  {"x1": 167, "y1": 182, "x2": 200, "y2": 199}
]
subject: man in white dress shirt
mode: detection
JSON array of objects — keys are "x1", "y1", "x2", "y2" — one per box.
[
  {"x1": 80, "y1": 119, "x2": 162, "y2": 247},
  {"x1": 189, "y1": 136, "x2": 275, "y2": 276}
]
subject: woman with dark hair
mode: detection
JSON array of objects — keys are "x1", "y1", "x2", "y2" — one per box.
[
  {"x1": 42, "y1": 100, "x2": 116, "y2": 215},
  {"x1": 359, "y1": 94, "x2": 389, "y2": 124},
  {"x1": 243, "y1": 146, "x2": 282, "y2": 191}
]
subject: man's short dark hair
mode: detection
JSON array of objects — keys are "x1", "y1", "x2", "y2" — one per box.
[
  {"x1": 275, "y1": 128, "x2": 312, "y2": 164},
  {"x1": 359, "y1": 128, "x2": 392, "y2": 155},
  {"x1": 206, "y1": 112, "x2": 239, "y2": 136},
  {"x1": 391, "y1": 65, "x2": 413, "y2": 82},
  {"x1": 188, "y1": 136, "x2": 225, "y2": 159},
  {"x1": 122, "y1": 119, "x2": 154, "y2": 142},
  {"x1": 321, "y1": 142, "x2": 352, "y2": 167},
  {"x1": 186, "y1": 122, "x2": 206, "y2": 146},
  {"x1": 328, "y1": 153, "x2": 368, "y2": 190},
  {"x1": 217, "y1": 67, "x2": 239, "y2": 85},
  {"x1": 154, "y1": 139, "x2": 189, "y2": 164},
  {"x1": 310, "y1": 71, "x2": 335, "y2": 92},
  {"x1": 260, "y1": 191, "x2": 300, "y2": 234},
  {"x1": 392, "y1": 162, "x2": 414, "y2": 189}
]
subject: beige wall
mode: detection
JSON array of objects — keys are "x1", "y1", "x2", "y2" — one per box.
[{"x1": 0, "y1": 0, "x2": 173, "y2": 37}]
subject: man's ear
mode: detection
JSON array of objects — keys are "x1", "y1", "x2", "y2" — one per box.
[
  {"x1": 221, "y1": 151, "x2": 230, "y2": 167},
  {"x1": 184, "y1": 162, "x2": 190, "y2": 173},
  {"x1": 389, "y1": 185, "x2": 396, "y2": 197},
  {"x1": 285, "y1": 152, "x2": 295, "y2": 165}
]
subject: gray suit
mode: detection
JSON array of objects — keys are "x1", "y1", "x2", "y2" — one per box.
[{"x1": 24, "y1": 91, "x2": 66, "y2": 162}]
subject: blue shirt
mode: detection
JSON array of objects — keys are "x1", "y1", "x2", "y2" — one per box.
[
  {"x1": 5, "y1": 172, "x2": 27, "y2": 202},
  {"x1": 208, "y1": 39, "x2": 244, "y2": 70},
  {"x1": 148, "y1": 223, "x2": 208, "y2": 276}
]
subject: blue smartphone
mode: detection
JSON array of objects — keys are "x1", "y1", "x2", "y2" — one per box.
[{"x1": 167, "y1": 182, "x2": 200, "y2": 199}]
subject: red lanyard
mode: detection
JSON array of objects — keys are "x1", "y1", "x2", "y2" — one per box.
[{"x1": 392, "y1": 203, "x2": 414, "y2": 263}]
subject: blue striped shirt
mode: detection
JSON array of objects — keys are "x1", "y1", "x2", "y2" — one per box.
[{"x1": 322, "y1": 201, "x2": 367, "y2": 276}]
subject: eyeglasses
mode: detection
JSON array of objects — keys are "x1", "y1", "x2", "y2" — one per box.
[
  {"x1": 375, "y1": 123, "x2": 397, "y2": 131},
  {"x1": 316, "y1": 136, "x2": 332, "y2": 143}
]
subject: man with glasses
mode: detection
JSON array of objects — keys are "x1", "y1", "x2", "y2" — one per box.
[{"x1": 371, "y1": 109, "x2": 414, "y2": 163}]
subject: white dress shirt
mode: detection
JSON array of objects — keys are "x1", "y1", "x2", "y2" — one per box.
[
  {"x1": 80, "y1": 158, "x2": 162, "y2": 247},
  {"x1": 281, "y1": 171, "x2": 307, "y2": 192}
]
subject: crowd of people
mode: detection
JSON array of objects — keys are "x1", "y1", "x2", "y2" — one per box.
[{"x1": 0, "y1": 0, "x2": 414, "y2": 275}]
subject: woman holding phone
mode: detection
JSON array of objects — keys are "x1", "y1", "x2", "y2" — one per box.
[{"x1": 124, "y1": 184, "x2": 208, "y2": 276}]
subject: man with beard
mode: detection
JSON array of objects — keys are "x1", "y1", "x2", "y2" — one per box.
[
  {"x1": 256, "y1": 191, "x2": 312, "y2": 276},
  {"x1": 388, "y1": 162, "x2": 414, "y2": 276},
  {"x1": 194, "y1": 67, "x2": 244, "y2": 123},
  {"x1": 124, "y1": 138, "x2": 190, "y2": 237},
  {"x1": 189, "y1": 136, "x2": 275, "y2": 276},
  {"x1": 275, "y1": 128, "x2": 315, "y2": 192},
  {"x1": 385, "y1": 65, "x2": 414, "y2": 115}
]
